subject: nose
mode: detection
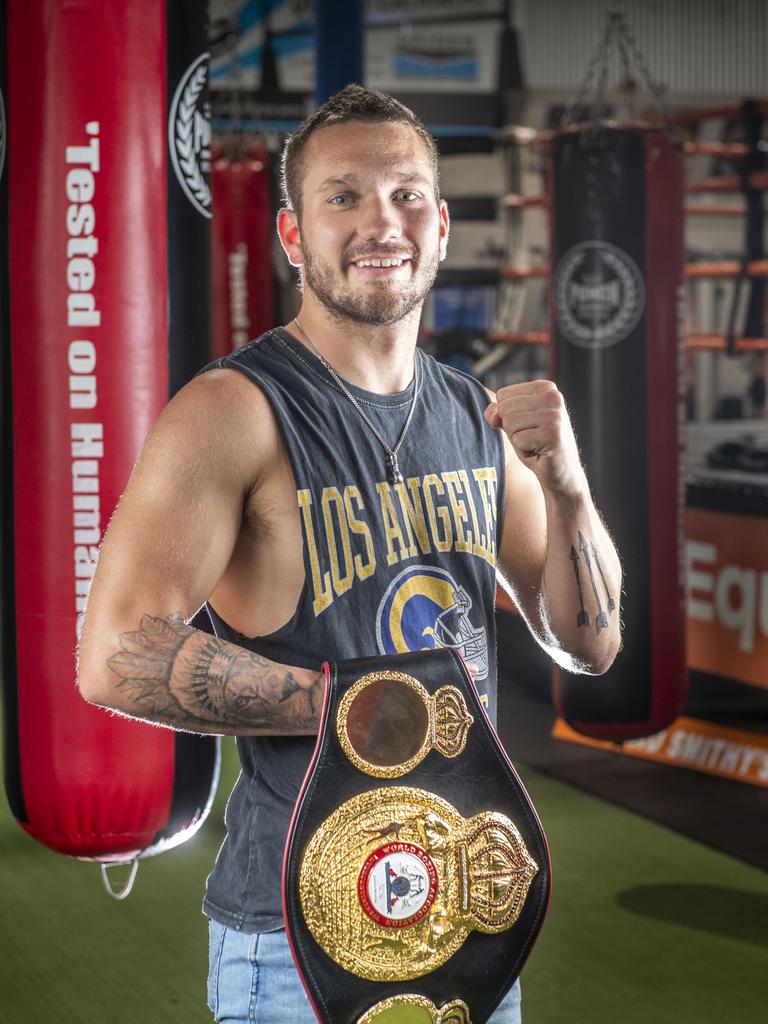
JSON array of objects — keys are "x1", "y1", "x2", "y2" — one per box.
[{"x1": 355, "y1": 193, "x2": 402, "y2": 243}]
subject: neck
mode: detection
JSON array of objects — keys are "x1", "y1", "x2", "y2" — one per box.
[{"x1": 286, "y1": 299, "x2": 420, "y2": 394}]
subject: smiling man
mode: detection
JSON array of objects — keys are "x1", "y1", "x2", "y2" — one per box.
[{"x1": 78, "y1": 85, "x2": 621, "y2": 1023}]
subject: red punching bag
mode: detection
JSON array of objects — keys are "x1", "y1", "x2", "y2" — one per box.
[
  {"x1": 550, "y1": 125, "x2": 687, "y2": 740},
  {"x1": 1, "y1": 0, "x2": 218, "y2": 886},
  {"x1": 211, "y1": 142, "x2": 275, "y2": 358}
]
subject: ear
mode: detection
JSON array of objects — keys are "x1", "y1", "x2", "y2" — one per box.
[
  {"x1": 277, "y1": 208, "x2": 303, "y2": 267},
  {"x1": 438, "y1": 199, "x2": 450, "y2": 262}
]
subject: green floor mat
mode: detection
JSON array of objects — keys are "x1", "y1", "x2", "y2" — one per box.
[
  {"x1": 1, "y1": 737, "x2": 766, "y2": 1023},
  {"x1": 517, "y1": 767, "x2": 768, "y2": 1023}
]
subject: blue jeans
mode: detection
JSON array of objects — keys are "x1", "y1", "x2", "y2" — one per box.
[{"x1": 207, "y1": 919, "x2": 522, "y2": 1023}]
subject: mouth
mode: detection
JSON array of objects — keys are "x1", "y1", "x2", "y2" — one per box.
[{"x1": 348, "y1": 256, "x2": 413, "y2": 276}]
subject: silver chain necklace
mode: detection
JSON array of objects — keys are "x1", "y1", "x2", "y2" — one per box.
[{"x1": 293, "y1": 317, "x2": 418, "y2": 486}]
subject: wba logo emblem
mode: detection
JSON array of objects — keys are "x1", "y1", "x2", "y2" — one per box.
[{"x1": 168, "y1": 52, "x2": 211, "y2": 218}]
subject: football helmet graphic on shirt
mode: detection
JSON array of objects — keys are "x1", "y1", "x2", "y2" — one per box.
[{"x1": 375, "y1": 564, "x2": 489, "y2": 681}]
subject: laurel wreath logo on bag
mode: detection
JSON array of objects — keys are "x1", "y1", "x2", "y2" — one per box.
[
  {"x1": 555, "y1": 240, "x2": 646, "y2": 350},
  {"x1": 168, "y1": 53, "x2": 211, "y2": 218}
]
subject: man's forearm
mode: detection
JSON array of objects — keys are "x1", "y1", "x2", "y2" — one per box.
[
  {"x1": 85, "y1": 612, "x2": 324, "y2": 735},
  {"x1": 538, "y1": 489, "x2": 622, "y2": 673}
]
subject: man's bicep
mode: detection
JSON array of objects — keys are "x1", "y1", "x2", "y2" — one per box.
[
  {"x1": 97, "y1": 447, "x2": 244, "y2": 616},
  {"x1": 80, "y1": 373, "x2": 263, "y2": 674}
]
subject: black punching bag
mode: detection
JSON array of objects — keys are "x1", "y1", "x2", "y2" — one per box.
[{"x1": 550, "y1": 126, "x2": 687, "y2": 740}]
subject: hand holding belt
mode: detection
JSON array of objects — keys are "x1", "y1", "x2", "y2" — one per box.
[{"x1": 282, "y1": 648, "x2": 551, "y2": 1024}]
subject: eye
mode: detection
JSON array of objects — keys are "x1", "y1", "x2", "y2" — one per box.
[
  {"x1": 396, "y1": 190, "x2": 421, "y2": 202},
  {"x1": 329, "y1": 193, "x2": 353, "y2": 207}
]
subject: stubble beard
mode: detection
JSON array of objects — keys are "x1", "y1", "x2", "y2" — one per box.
[{"x1": 301, "y1": 242, "x2": 440, "y2": 327}]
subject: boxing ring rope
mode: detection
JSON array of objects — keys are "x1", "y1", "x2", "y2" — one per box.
[
  {"x1": 686, "y1": 205, "x2": 761, "y2": 218},
  {"x1": 686, "y1": 172, "x2": 768, "y2": 193},
  {"x1": 668, "y1": 100, "x2": 768, "y2": 126},
  {"x1": 501, "y1": 194, "x2": 548, "y2": 209},
  {"x1": 686, "y1": 260, "x2": 768, "y2": 278},
  {"x1": 681, "y1": 142, "x2": 762, "y2": 157},
  {"x1": 498, "y1": 261, "x2": 768, "y2": 280},
  {"x1": 501, "y1": 195, "x2": 763, "y2": 218},
  {"x1": 494, "y1": 132, "x2": 765, "y2": 158},
  {"x1": 500, "y1": 173, "x2": 768, "y2": 210}
]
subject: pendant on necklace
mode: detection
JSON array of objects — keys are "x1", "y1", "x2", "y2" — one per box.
[{"x1": 388, "y1": 453, "x2": 403, "y2": 486}]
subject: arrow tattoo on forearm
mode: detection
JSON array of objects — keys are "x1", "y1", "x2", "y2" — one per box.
[
  {"x1": 591, "y1": 542, "x2": 616, "y2": 613},
  {"x1": 570, "y1": 545, "x2": 590, "y2": 627},
  {"x1": 579, "y1": 531, "x2": 608, "y2": 632}
]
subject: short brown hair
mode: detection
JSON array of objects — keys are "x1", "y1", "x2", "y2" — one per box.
[{"x1": 280, "y1": 84, "x2": 440, "y2": 213}]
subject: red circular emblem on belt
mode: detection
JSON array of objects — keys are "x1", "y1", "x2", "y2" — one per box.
[{"x1": 357, "y1": 842, "x2": 438, "y2": 928}]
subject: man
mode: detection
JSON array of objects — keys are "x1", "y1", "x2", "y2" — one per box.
[{"x1": 78, "y1": 85, "x2": 621, "y2": 1023}]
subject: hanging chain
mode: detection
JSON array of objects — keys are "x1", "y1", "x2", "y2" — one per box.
[
  {"x1": 615, "y1": 9, "x2": 672, "y2": 124},
  {"x1": 561, "y1": 7, "x2": 671, "y2": 129},
  {"x1": 615, "y1": 30, "x2": 637, "y2": 120},
  {"x1": 560, "y1": 13, "x2": 615, "y2": 127}
]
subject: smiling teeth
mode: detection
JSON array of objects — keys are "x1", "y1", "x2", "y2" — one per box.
[{"x1": 355, "y1": 258, "x2": 405, "y2": 268}]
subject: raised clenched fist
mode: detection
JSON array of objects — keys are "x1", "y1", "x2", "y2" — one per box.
[{"x1": 484, "y1": 379, "x2": 588, "y2": 499}]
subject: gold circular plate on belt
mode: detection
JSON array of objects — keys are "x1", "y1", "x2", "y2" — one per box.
[
  {"x1": 356, "y1": 993, "x2": 471, "y2": 1024},
  {"x1": 337, "y1": 671, "x2": 474, "y2": 778},
  {"x1": 298, "y1": 786, "x2": 538, "y2": 981}
]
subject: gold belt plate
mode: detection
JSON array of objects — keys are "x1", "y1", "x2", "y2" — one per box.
[
  {"x1": 357, "y1": 993, "x2": 471, "y2": 1024},
  {"x1": 298, "y1": 786, "x2": 538, "y2": 981},
  {"x1": 336, "y1": 671, "x2": 474, "y2": 779}
]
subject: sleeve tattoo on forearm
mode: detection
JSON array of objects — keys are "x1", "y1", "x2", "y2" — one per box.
[
  {"x1": 569, "y1": 531, "x2": 616, "y2": 633},
  {"x1": 107, "y1": 612, "x2": 322, "y2": 731}
]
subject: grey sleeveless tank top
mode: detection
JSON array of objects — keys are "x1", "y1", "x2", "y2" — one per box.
[{"x1": 200, "y1": 328, "x2": 505, "y2": 931}]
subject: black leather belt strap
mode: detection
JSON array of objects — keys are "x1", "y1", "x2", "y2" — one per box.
[{"x1": 283, "y1": 648, "x2": 551, "y2": 1024}]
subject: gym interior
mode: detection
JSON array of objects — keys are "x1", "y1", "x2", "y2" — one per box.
[{"x1": 1, "y1": 2, "x2": 766, "y2": 1022}]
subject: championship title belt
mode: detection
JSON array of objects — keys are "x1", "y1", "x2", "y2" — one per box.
[{"x1": 282, "y1": 649, "x2": 551, "y2": 1024}]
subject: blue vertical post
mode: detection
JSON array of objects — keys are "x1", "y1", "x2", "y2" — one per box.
[{"x1": 314, "y1": 0, "x2": 364, "y2": 106}]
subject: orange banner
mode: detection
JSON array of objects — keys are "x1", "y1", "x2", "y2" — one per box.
[
  {"x1": 552, "y1": 715, "x2": 768, "y2": 788},
  {"x1": 686, "y1": 508, "x2": 768, "y2": 689}
]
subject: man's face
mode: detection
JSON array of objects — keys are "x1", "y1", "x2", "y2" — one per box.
[{"x1": 285, "y1": 121, "x2": 449, "y2": 326}]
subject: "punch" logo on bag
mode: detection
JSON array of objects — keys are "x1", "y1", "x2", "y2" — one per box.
[{"x1": 555, "y1": 240, "x2": 645, "y2": 349}]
